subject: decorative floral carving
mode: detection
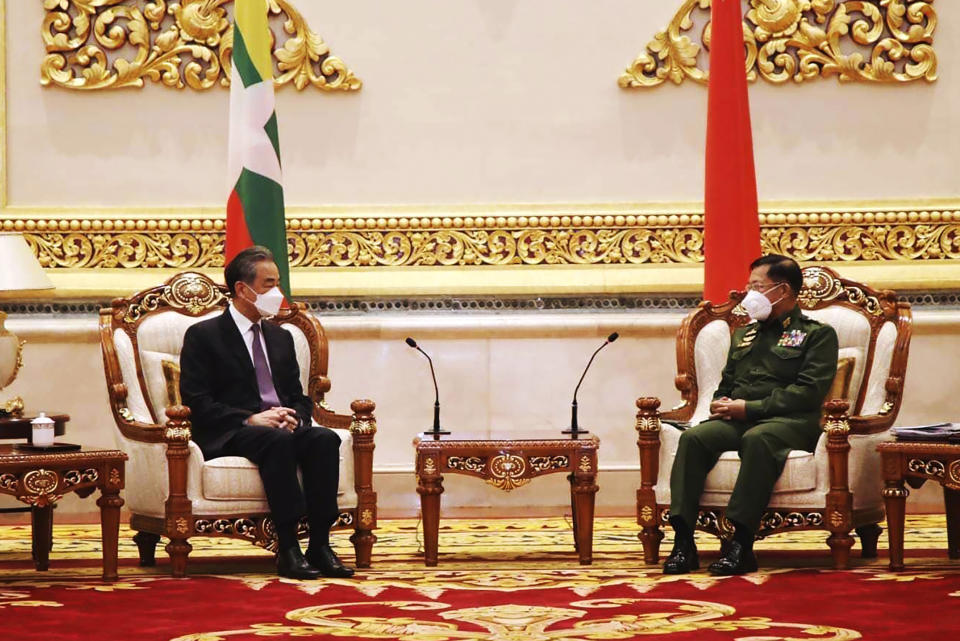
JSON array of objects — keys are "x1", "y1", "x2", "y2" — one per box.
[
  {"x1": 529, "y1": 456, "x2": 569, "y2": 472},
  {"x1": 360, "y1": 508, "x2": 373, "y2": 527},
  {"x1": 349, "y1": 419, "x2": 377, "y2": 435},
  {"x1": 635, "y1": 416, "x2": 661, "y2": 432},
  {"x1": 7, "y1": 206, "x2": 960, "y2": 270},
  {"x1": 23, "y1": 469, "x2": 59, "y2": 495},
  {"x1": 578, "y1": 455, "x2": 592, "y2": 474},
  {"x1": 61, "y1": 468, "x2": 99, "y2": 487},
  {"x1": 163, "y1": 426, "x2": 192, "y2": 442},
  {"x1": 908, "y1": 458, "x2": 945, "y2": 478},
  {"x1": 0, "y1": 473, "x2": 18, "y2": 492},
  {"x1": 447, "y1": 456, "x2": 486, "y2": 473},
  {"x1": 823, "y1": 417, "x2": 851, "y2": 436},
  {"x1": 487, "y1": 454, "x2": 529, "y2": 492},
  {"x1": 620, "y1": 0, "x2": 938, "y2": 88},
  {"x1": 41, "y1": 0, "x2": 361, "y2": 92}
]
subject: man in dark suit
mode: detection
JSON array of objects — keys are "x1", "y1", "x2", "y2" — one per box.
[{"x1": 179, "y1": 246, "x2": 353, "y2": 580}]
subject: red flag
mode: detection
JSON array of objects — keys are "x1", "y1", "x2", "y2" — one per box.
[{"x1": 703, "y1": 0, "x2": 761, "y2": 303}]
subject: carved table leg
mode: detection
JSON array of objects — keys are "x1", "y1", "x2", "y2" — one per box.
[
  {"x1": 31, "y1": 505, "x2": 53, "y2": 571},
  {"x1": 882, "y1": 479, "x2": 909, "y2": 571},
  {"x1": 416, "y1": 458, "x2": 444, "y2": 567},
  {"x1": 944, "y1": 486, "x2": 960, "y2": 559},
  {"x1": 571, "y1": 472, "x2": 598, "y2": 565},
  {"x1": 567, "y1": 473, "x2": 579, "y2": 553},
  {"x1": 350, "y1": 529, "x2": 377, "y2": 569},
  {"x1": 97, "y1": 489, "x2": 124, "y2": 582}
]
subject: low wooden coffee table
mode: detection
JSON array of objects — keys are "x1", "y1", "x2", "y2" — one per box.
[
  {"x1": 0, "y1": 446, "x2": 127, "y2": 581},
  {"x1": 414, "y1": 431, "x2": 599, "y2": 566},
  {"x1": 878, "y1": 440, "x2": 960, "y2": 570}
]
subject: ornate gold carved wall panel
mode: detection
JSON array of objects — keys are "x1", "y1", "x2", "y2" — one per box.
[
  {"x1": 619, "y1": 0, "x2": 938, "y2": 89},
  {"x1": 41, "y1": 0, "x2": 361, "y2": 91},
  {"x1": 3, "y1": 206, "x2": 958, "y2": 270}
]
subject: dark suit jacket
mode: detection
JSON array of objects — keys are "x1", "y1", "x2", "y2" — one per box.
[{"x1": 179, "y1": 309, "x2": 313, "y2": 458}]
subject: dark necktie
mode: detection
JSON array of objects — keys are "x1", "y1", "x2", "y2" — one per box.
[{"x1": 250, "y1": 323, "x2": 281, "y2": 410}]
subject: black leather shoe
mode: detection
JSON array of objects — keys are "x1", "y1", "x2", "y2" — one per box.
[
  {"x1": 306, "y1": 544, "x2": 355, "y2": 578},
  {"x1": 663, "y1": 540, "x2": 699, "y2": 574},
  {"x1": 708, "y1": 540, "x2": 758, "y2": 575},
  {"x1": 276, "y1": 547, "x2": 322, "y2": 580}
]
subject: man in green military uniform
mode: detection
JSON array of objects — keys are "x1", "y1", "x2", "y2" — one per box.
[{"x1": 663, "y1": 255, "x2": 839, "y2": 576}]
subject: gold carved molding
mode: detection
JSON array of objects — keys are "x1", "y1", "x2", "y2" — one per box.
[
  {"x1": 3, "y1": 204, "x2": 960, "y2": 270},
  {"x1": 619, "y1": 0, "x2": 938, "y2": 89},
  {"x1": 41, "y1": 0, "x2": 361, "y2": 91}
]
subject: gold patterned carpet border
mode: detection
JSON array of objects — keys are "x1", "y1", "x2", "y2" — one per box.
[{"x1": 0, "y1": 515, "x2": 951, "y2": 569}]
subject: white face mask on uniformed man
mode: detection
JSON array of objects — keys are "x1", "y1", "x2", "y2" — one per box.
[
  {"x1": 241, "y1": 283, "x2": 285, "y2": 318},
  {"x1": 740, "y1": 283, "x2": 785, "y2": 321}
]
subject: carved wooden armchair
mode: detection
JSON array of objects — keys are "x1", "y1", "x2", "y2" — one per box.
[
  {"x1": 635, "y1": 266, "x2": 912, "y2": 569},
  {"x1": 99, "y1": 272, "x2": 378, "y2": 577}
]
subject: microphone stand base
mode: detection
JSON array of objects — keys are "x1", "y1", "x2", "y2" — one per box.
[
  {"x1": 562, "y1": 427, "x2": 589, "y2": 439},
  {"x1": 429, "y1": 429, "x2": 451, "y2": 440}
]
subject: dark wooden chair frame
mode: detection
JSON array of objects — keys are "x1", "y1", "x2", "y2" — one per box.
[
  {"x1": 99, "y1": 271, "x2": 378, "y2": 577},
  {"x1": 635, "y1": 266, "x2": 912, "y2": 569}
]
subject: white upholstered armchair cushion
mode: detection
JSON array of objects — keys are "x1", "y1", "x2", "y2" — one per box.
[
  {"x1": 654, "y1": 424, "x2": 888, "y2": 512},
  {"x1": 109, "y1": 310, "x2": 358, "y2": 518}
]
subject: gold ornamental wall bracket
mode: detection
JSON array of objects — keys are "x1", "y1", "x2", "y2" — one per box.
[
  {"x1": 619, "y1": 0, "x2": 938, "y2": 89},
  {"x1": 40, "y1": 0, "x2": 361, "y2": 91}
]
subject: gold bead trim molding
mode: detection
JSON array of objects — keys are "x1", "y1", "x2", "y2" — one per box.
[
  {"x1": 3, "y1": 204, "x2": 960, "y2": 269},
  {"x1": 619, "y1": 0, "x2": 938, "y2": 89},
  {"x1": 41, "y1": 0, "x2": 361, "y2": 92}
]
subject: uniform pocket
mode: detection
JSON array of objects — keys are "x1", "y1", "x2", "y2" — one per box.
[{"x1": 771, "y1": 346, "x2": 803, "y2": 360}]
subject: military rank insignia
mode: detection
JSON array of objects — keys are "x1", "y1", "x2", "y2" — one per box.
[
  {"x1": 778, "y1": 329, "x2": 807, "y2": 347},
  {"x1": 737, "y1": 326, "x2": 758, "y2": 348}
]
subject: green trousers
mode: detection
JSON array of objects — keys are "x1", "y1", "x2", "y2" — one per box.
[{"x1": 669, "y1": 417, "x2": 821, "y2": 532}]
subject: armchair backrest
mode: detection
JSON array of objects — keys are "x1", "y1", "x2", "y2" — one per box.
[
  {"x1": 99, "y1": 272, "x2": 331, "y2": 440},
  {"x1": 669, "y1": 266, "x2": 912, "y2": 428}
]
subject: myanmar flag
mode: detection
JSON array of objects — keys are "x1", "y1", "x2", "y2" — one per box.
[{"x1": 226, "y1": 0, "x2": 291, "y2": 299}]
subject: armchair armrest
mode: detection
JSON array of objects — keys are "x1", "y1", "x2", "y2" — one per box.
[
  {"x1": 635, "y1": 397, "x2": 665, "y2": 563},
  {"x1": 822, "y1": 399, "x2": 854, "y2": 535},
  {"x1": 163, "y1": 404, "x2": 194, "y2": 572}
]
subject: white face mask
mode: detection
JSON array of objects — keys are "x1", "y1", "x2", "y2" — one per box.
[
  {"x1": 740, "y1": 283, "x2": 784, "y2": 321},
  {"x1": 242, "y1": 284, "x2": 284, "y2": 318}
]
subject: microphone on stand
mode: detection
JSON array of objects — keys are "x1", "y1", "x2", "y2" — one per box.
[
  {"x1": 564, "y1": 332, "x2": 619, "y2": 438},
  {"x1": 405, "y1": 337, "x2": 450, "y2": 439}
]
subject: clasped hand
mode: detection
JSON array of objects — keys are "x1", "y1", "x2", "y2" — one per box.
[
  {"x1": 709, "y1": 397, "x2": 747, "y2": 421},
  {"x1": 246, "y1": 406, "x2": 299, "y2": 431}
]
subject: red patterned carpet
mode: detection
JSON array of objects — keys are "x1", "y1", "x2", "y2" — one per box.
[{"x1": 1, "y1": 517, "x2": 958, "y2": 641}]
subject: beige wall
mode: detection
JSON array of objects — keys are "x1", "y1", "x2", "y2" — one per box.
[
  {"x1": 6, "y1": 1, "x2": 959, "y2": 207},
  {"x1": 3, "y1": 310, "x2": 954, "y2": 517}
]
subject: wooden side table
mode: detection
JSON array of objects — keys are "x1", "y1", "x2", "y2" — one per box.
[
  {"x1": 877, "y1": 441, "x2": 960, "y2": 570},
  {"x1": 0, "y1": 445, "x2": 127, "y2": 581},
  {"x1": 414, "y1": 431, "x2": 599, "y2": 566},
  {"x1": 0, "y1": 412, "x2": 68, "y2": 518}
]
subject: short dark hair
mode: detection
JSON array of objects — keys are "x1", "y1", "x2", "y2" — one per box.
[
  {"x1": 749, "y1": 254, "x2": 803, "y2": 295},
  {"x1": 224, "y1": 246, "x2": 275, "y2": 297}
]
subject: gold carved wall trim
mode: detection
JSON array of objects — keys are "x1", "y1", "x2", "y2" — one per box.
[
  {"x1": 619, "y1": 0, "x2": 938, "y2": 89},
  {"x1": 40, "y1": 0, "x2": 361, "y2": 91},
  {"x1": 2, "y1": 203, "x2": 959, "y2": 271}
]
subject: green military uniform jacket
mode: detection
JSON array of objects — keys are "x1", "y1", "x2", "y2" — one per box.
[
  {"x1": 715, "y1": 305, "x2": 839, "y2": 429},
  {"x1": 669, "y1": 305, "x2": 840, "y2": 532}
]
